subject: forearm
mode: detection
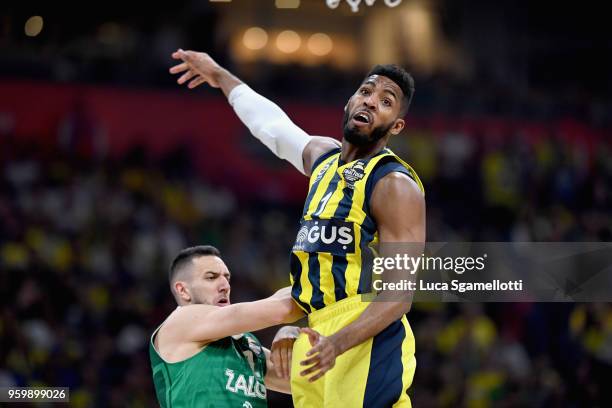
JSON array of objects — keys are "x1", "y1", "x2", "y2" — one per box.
[
  {"x1": 270, "y1": 287, "x2": 306, "y2": 324},
  {"x1": 227, "y1": 83, "x2": 311, "y2": 174},
  {"x1": 329, "y1": 299, "x2": 410, "y2": 355},
  {"x1": 213, "y1": 67, "x2": 243, "y2": 98}
]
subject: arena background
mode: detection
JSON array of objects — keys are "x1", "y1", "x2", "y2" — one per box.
[{"x1": 1, "y1": 0, "x2": 611, "y2": 406}]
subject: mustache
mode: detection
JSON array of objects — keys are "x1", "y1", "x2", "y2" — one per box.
[{"x1": 343, "y1": 109, "x2": 392, "y2": 146}]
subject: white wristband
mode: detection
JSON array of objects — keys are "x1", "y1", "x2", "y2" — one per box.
[{"x1": 228, "y1": 84, "x2": 311, "y2": 174}]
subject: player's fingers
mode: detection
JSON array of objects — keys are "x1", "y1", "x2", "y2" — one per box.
[
  {"x1": 188, "y1": 76, "x2": 206, "y2": 89},
  {"x1": 178, "y1": 49, "x2": 194, "y2": 62},
  {"x1": 300, "y1": 353, "x2": 320, "y2": 367},
  {"x1": 300, "y1": 328, "x2": 319, "y2": 346},
  {"x1": 299, "y1": 360, "x2": 322, "y2": 377},
  {"x1": 308, "y1": 358, "x2": 335, "y2": 382},
  {"x1": 278, "y1": 345, "x2": 287, "y2": 379},
  {"x1": 271, "y1": 349, "x2": 283, "y2": 379},
  {"x1": 169, "y1": 62, "x2": 189, "y2": 74},
  {"x1": 177, "y1": 70, "x2": 196, "y2": 85},
  {"x1": 287, "y1": 348, "x2": 293, "y2": 378},
  {"x1": 305, "y1": 341, "x2": 325, "y2": 357},
  {"x1": 308, "y1": 369, "x2": 327, "y2": 383},
  {"x1": 171, "y1": 49, "x2": 186, "y2": 60},
  {"x1": 279, "y1": 344, "x2": 287, "y2": 379}
]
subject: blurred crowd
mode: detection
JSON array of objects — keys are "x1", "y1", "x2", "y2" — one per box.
[{"x1": 1, "y1": 107, "x2": 611, "y2": 407}]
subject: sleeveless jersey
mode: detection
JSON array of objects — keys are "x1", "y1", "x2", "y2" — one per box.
[
  {"x1": 150, "y1": 328, "x2": 268, "y2": 408},
  {"x1": 290, "y1": 147, "x2": 424, "y2": 313}
]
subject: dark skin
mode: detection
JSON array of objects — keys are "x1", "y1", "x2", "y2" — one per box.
[{"x1": 170, "y1": 50, "x2": 426, "y2": 382}]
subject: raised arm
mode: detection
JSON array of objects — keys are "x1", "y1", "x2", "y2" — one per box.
[
  {"x1": 164, "y1": 286, "x2": 304, "y2": 347},
  {"x1": 299, "y1": 173, "x2": 425, "y2": 381},
  {"x1": 170, "y1": 49, "x2": 339, "y2": 175}
]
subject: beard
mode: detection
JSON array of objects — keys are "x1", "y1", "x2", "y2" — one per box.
[{"x1": 342, "y1": 109, "x2": 393, "y2": 147}]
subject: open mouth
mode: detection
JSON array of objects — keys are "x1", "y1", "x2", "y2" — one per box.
[
  {"x1": 352, "y1": 111, "x2": 371, "y2": 124},
  {"x1": 216, "y1": 298, "x2": 229, "y2": 306}
]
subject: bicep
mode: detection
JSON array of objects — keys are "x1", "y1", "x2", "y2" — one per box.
[
  {"x1": 371, "y1": 173, "x2": 426, "y2": 243},
  {"x1": 302, "y1": 136, "x2": 341, "y2": 176}
]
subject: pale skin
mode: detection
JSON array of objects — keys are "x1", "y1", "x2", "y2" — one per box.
[
  {"x1": 154, "y1": 255, "x2": 304, "y2": 393},
  {"x1": 170, "y1": 50, "x2": 426, "y2": 382}
]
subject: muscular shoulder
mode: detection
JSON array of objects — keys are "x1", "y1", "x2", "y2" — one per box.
[
  {"x1": 370, "y1": 171, "x2": 425, "y2": 241},
  {"x1": 159, "y1": 305, "x2": 215, "y2": 342},
  {"x1": 303, "y1": 136, "x2": 341, "y2": 176},
  {"x1": 372, "y1": 172, "x2": 424, "y2": 207}
]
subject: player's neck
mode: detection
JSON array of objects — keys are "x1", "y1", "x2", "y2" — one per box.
[{"x1": 340, "y1": 138, "x2": 388, "y2": 163}]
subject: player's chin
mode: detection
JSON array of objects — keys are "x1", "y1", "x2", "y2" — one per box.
[{"x1": 344, "y1": 128, "x2": 373, "y2": 146}]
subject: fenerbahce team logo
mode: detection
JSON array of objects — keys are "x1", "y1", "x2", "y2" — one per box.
[
  {"x1": 342, "y1": 161, "x2": 366, "y2": 188},
  {"x1": 293, "y1": 219, "x2": 355, "y2": 254}
]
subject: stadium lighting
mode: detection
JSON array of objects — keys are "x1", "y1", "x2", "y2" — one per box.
[
  {"x1": 243, "y1": 27, "x2": 268, "y2": 50},
  {"x1": 307, "y1": 33, "x2": 333, "y2": 56},
  {"x1": 276, "y1": 30, "x2": 301, "y2": 53},
  {"x1": 24, "y1": 16, "x2": 44, "y2": 37},
  {"x1": 276, "y1": 0, "x2": 300, "y2": 8}
]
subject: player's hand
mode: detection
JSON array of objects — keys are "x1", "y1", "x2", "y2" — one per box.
[
  {"x1": 170, "y1": 49, "x2": 221, "y2": 89},
  {"x1": 299, "y1": 327, "x2": 340, "y2": 382},
  {"x1": 271, "y1": 326, "x2": 300, "y2": 379}
]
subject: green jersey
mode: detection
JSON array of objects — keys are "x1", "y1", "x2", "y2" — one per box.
[{"x1": 150, "y1": 325, "x2": 268, "y2": 408}]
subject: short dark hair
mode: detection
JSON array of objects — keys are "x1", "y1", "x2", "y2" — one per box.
[
  {"x1": 366, "y1": 64, "x2": 415, "y2": 117},
  {"x1": 169, "y1": 245, "x2": 221, "y2": 283}
]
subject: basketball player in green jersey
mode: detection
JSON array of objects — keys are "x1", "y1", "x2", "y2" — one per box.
[
  {"x1": 170, "y1": 51, "x2": 425, "y2": 407},
  {"x1": 150, "y1": 245, "x2": 304, "y2": 407}
]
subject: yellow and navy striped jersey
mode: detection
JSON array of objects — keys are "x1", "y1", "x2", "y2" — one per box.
[{"x1": 290, "y1": 147, "x2": 424, "y2": 313}]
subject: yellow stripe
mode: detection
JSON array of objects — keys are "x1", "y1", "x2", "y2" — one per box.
[
  {"x1": 308, "y1": 153, "x2": 338, "y2": 189},
  {"x1": 392, "y1": 317, "x2": 416, "y2": 408},
  {"x1": 317, "y1": 253, "x2": 336, "y2": 306},
  {"x1": 344, "y1": 240, "x2": 361, "y2": 296},
  {"x1": 317, "y1": 174, "x2": 345, "y2": 219},
  {"x1": 385, "y1": 149, "x2": 425, "y2": 194},
  {"x1": 305, "y1": 156, "x2": 339, "y2": 219},
  {"x1": 342, "y1": 155, "x2": 389, "y2": 295},
  {"x1": 295, "y1": 251, "x2": 314, "y2": 309}
]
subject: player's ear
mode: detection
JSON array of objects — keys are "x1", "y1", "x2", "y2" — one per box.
[
  {"x1": 174, "y1": 281, "x2": 191, "y2": 302},
  {"x1": 390, "y1": 118, "x2": 405, "y2": 136}
]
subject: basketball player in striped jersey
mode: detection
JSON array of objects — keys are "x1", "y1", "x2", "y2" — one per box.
[{"x1": 171, "y1": 50, "x2": 425, "y2": 408}]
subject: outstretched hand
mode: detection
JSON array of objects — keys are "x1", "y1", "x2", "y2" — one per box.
[
  {"x1": 170, "y1": 49, "x2": 221, "y2": 89},
  {"x1": 299, "y1": 327, "x2": 341, "y2": 382}
]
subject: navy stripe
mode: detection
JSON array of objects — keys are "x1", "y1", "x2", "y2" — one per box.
[
  {"x1": 302, "y1": 152, "x2": 340, "y2": 217},
  {"x1": 302, "y1": 176, "x2": 327, "y2": 218},
  {"x1": 364, "y1": 159, "x2": 411, "y2": 215},
  {"x1": 357, "y1": 227, "x2": 376, "y2": 295},
  {"x1": 359, "y1": 158, "x2": 409, "y2": 242},
  {"x1": 363, "y1": 320, "x2": 406, "y2": 408},
  {"x1": 310, "y1": 170, "x2": 342, "y2": 220},
  {"x1": 332, "y1": 186, "x2": 355, "y2": 221},
  {"x1": 307, "y1": 253, "x2": 326, "y2": 310},
  {"x1": 330, "y1": 255, "x2": 348, "y2": 302},
  {"x1": 365, "y1": 161, "x2": 410, "y2": 199},
  {"x1": 311, "y1": 147, "x2": 341, "y2": 174},
  {"x1": 290, "y1": 253, "x2": 312, "y2": 313}
]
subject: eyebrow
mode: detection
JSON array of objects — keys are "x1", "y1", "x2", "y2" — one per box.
[
  {"x1": 204, "y1": 270, "x2": 231, "y2": 278},
  {"x1": 362, "y1": 80, "x2": 399, "y2": 101}
]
